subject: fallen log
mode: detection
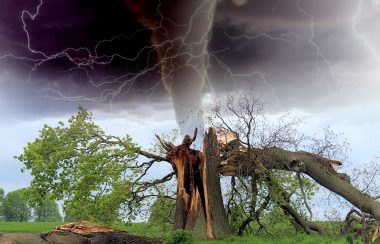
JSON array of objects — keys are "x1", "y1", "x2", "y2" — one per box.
[
  {"x1": 218, "y1": 146, "x2": 380, "y2": 240},
  {"x1": 41, "y1": 221, "x2": 162, "y2": 244}
]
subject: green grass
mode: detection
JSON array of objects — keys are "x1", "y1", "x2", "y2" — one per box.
[
  {"x1": 112, "y1": 222, "x2": 173, "y2": 238},
  {"x1": 0, "y1": 222, "x2": 363, "y2": 243},
  {"x1": 196, "y1": 234, "x2": 351, "y2": 244},
  {"x1": 0, "y1": 222, "x2": 64, "y2": 233}
]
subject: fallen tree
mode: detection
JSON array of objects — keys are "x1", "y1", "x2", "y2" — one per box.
[
  {"x1": 154, "y1": 127, "x2": 380, "y2": 240},
  {"x1": 17, "y1": 106, "x2": 380, "y2": 241},
  {"x1": 41, "y1": 221, "x2": 162, "y2": 244},
  {"x1": 218, "y1": 145, "x2": 379, "y2": 215},
  {"x1": 218, "y1": 145, "x2": 380, "y2": 237},
  {"x1": 147, "y1": 89, "x2": 380, "y2": 240}
]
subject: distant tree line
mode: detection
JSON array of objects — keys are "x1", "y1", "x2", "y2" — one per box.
[
  {"x1": 0, "y1": 186, "x2": 167, "y2": 223},
  {"x1": 0, "y1": 188, "x2": 62, "y2": 222}
]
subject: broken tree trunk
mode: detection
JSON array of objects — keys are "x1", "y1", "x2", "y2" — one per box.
[
  {"x1": 219, "y1": 146, "x2": 380, "y2": 239},
  {"x1": 155, "y1": 126, "x2": 380, "y2": 239},
  {"x1": 41, "y1": 221, "x2": 162, "y2": 244},
  {"x1": 158, "y1": 128, "x2": 232, "y2": 240}
]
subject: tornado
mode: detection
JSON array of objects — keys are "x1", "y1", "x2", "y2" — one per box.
[{"x1": 125, "y1": 0, "x2": 217, "y2": 145}]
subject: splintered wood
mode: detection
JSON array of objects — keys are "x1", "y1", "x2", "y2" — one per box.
[
  {"x1": 158, "y1": 127, "x2": 232, "y2": 240},
  {"x1": 47, "y1": 221, "x2": 120, "y2": 235},
  {"x1": 42, "y1": 221, "x2": 162, "y2": 244}
]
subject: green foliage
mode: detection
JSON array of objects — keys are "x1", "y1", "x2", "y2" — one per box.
[
  {"x1": 16, "y1": 107, "x2": 139, "y2": 224},
  {"x1": 33, "y1": 196, "x2": 62, "y2": 222},
  {"x1": 270, "y1": 170, "x2": 318, "y2": 220},
  {"x1": 148, "y1": 197, "x2": 176, "y2": 224},
  {"x1": 0, "y1": 188, "x2": 4, "y2": 202},
  {"x1": 0, "y1": 221, "x2": 362, "y2": 243},
  {"x1": 0, "y1": 188, "x2": 4, "y2": 221},
  {"x1": 165, "y1": 230, "x2": 193, "y2": 244},
  {"x1": 63, "y1": 205, "x2": 89, "y2": 222},
  {"x1": 346, "y1": 234, "x2": 354, "y2": 244},
  {"x1": 225, "y1": 169, "x2": 319, "y2": 235},
  {"x1": 2, "y1": 189, "x2": 32, "y2": 222}
]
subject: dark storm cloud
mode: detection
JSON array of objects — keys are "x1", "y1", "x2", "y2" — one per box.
[
  {"x1": 211, "y1": 0, "x2": 363, "y2": 68},
  {"x1": 0, "y1": 0, "x2": 169, "y2": 119},
  {"x1": 215, "y1": 0, "x2": 357, "y2": 31},
  {"x1": 208, "y1": 0, "x2": 380, "y2": 112},
  {"x1": 0, "y1": 0, "x2": 379, "y2": 119}
]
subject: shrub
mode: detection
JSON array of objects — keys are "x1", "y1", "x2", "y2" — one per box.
[{"x1": 165, "y1": 230, "x2": 193, "y2": 244}]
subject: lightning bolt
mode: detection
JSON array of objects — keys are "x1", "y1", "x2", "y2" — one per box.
[
  {"x1": 352, "y1": 0, "x2": 380, "y2": 64},
  {"x1": 14, "y1": 0, "x2": 222, "y2": 140},
  {"x1": 207, "y1": 17, "x2": 306, "y2": 110},
  {"x1": 5, "y1": 0, "x2": 291, "y2": 117},
  {"x1": 21, "y1": 0, "x2": 44, "y2": 56},
  {"x1": 15, "y1": 0, "x2": 165, "y2": 106},
  {"x1": 295, "y1": 0, "x2": 341, "y2": 90},
  {"x1": 294, "y1": 0, "x2": 380, "y2": 90},
  {"x1": 3, "y1": 0, "x2": 379, "y2": 128}
]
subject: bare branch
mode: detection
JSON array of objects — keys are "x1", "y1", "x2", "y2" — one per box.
[
  {"x1": 296, "y1": 173, "x2": 313, "y2": 220},
  {"x1": 155, "y1": 134, "x2": 175, "y2": 152},
  {"x1": 137, "y1": 149, "x2": 169, "y2": 163}
]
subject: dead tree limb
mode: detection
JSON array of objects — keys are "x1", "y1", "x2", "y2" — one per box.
[
  {"x1": 296, "y1": 172, "x2": 313, "y2": 220},
  {"x1": 219, "y1": 146, "x2": 380, "y2": 239}
]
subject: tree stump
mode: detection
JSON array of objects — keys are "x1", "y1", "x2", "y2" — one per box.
[{"x1": 159, "y1": 128, "x2": 233, "y2": 239}]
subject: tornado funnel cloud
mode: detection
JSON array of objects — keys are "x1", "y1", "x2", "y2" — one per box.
[
  {"x1": 126, "y1": 0, "x2": 217, "y2": 142},
  {"x1": 169, "y1": 66, "x2": 205, "y2": 141}
]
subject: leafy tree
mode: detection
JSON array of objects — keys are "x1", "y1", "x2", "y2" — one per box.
[
  {"x1": 0, "y1": 188, "x2": 4, "y2": 202},
  {"x1": 0, "y1": 188, "x2": 4, "y2": 221},
  {"x1": 16, "y1": 98, "x2": 380, "y2": 241},
  {"x1": 2, "y1": 189, "x2": 31, "y2": 222},
  {"x1": 63, "y1": 205, "x2": 89, "y2": 222},
  {"x1": 17, "y1": 107, "x2": 140, "y2": 224},
  {"x1": 148, "y1": 196, "x2": 176, "y2": 224},
  {"x1": 34, "y1": 197, "x2": 62, "y2": 222}
]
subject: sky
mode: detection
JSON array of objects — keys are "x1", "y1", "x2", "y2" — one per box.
[{"x1": 0, "y1": 0, "x2": 379, "y2": 212}]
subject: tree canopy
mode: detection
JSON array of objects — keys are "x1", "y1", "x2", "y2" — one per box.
[
  {"x1": 148, "y1": 196, "x2": 176, "y2": 224},
  {"x1": 15, "y1": 95, "x2": 380, "y2": 241},
  {"x1": 34, "y1": 196, "x2": 62, "y2": 222},
  {"x1": 16, "y1": 107, "x2": 176, "y2": 224},
  {"x1": 17, "y1": 107, "x2": 141, "y2": 223},
  {"x1": 1, "y1": 189, "x2": 31, "y2": 222},
  {"x1": 0, "y1": 188, "x2": 4, "y2": 221}
]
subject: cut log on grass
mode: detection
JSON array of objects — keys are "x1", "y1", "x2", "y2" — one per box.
[{"x1": 41, "y1": 221, "x2": 162, "y2": 244}]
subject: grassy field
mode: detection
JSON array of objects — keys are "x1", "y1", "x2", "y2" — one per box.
[
  {"x1": 0, "y1": 221, "x2": 361, "y2": 243},
  {"x1": 0, "y1": 222, "x2": 64, "y2": 233},
  {"x1": 195, "y1": 235, "x2": 351, "y2": 244}
]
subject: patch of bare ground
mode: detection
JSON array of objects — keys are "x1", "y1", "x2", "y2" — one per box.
[{"x1": 0, "y1": 233, "x2": 46, "y2": 244}]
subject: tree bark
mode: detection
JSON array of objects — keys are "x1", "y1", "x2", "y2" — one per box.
[
  {"x1": 40, "y1": 221, "x2": 162, "y2": 244},
  {"x1": 219, "y1": 146, "x2": 380, "y2": 229},
  {"x1": 200, "y1": 128, "x2": 234, "y2": 238},
  {"x1": 157, "y1": 127, "x2": 380, "y2": 240},
  {"x1": 162, "y1": 128, "x2": 233, "y2": 240}
]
